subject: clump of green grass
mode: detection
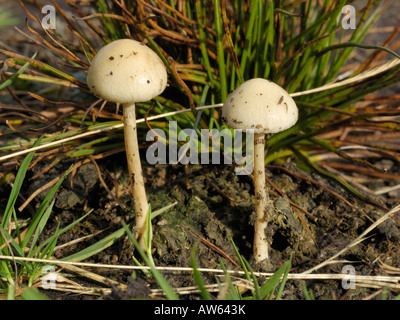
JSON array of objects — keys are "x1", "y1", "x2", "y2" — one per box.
[
  {"x1": 0, "y1": 144, "x2": 72, "y2": 299},
  {"x1": 190, "y1": 242, "x2": 292, "y2": 300}
]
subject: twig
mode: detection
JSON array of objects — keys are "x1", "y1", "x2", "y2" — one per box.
[
  {"x1": 1, "y1": 254, "x2": 400, "y2": 290},
  {"x1": 267, "y1": 165, "x2": 359, "y2": 211},
  {"x1": 190, "y1": 228, "x2": 242, "y2": 269},
  {"x1": 302, "y1": 204, "x2": 400, "y2": 274}
]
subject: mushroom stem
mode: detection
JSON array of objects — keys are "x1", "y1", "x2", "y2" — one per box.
[
  {"x1": 123, "y1": 102, "x2": 150, "y2": 250},
  {"x1": 253, "y1": 132, "x2": 269, "y2": 262}
]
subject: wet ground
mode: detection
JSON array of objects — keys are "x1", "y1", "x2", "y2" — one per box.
[{"x1": 19, "y1": 151, "x2": 400, "y2": 300}]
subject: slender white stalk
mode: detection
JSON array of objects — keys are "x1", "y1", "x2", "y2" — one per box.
[
  {"x1": 253, "y1": 132, "x2": 269, "y2": 262},
  {"x1": 123, "y1": 102, "x2": 149, "y2": 249}
]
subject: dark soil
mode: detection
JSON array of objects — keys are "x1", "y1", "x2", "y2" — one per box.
[{"x1": 14, "y1": 149, "x2": 400, "y2": 300}]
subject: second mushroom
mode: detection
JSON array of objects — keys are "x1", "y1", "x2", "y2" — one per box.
[
  {"x1": 86, "y1": 39, "x2": 168, "y2": 250},
  {"x1": 222, "y1": 78, "x2": 298, "y2": 263}
]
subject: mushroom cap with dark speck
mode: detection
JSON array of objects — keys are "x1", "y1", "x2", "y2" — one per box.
[
  {"x1": 222, "y1": 78, "x2": 298, "y2": 134},
  {"x1": 86, "y1": 39, "x2": 167, "y2": 103}
]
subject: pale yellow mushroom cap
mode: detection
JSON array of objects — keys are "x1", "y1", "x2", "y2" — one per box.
[
  {"x1": 86, "y1": 39, "x2": 167, "y2": 104},
  {"x1": 222, "y1": 78, "x2": 298, "y2": 134}
]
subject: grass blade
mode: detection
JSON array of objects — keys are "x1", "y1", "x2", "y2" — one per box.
[
  {"x1": 122, "y1": 221, "x2": 179, "y2": 300},
  {"x1": 259, "y1": 259, "x2": 291, "y2": 300},
  {"x1": 21, "y1": 165, "x2": 73, "y2": 249},
  {"x1": 62, "y1": 226, "x2": 126, "y2": 262},
  {"x1": 0, "y1": 53, "x2": 36, "y2": 91},
  {"x1": 191, "y1": 247, "x2": 213, "y2": 300},
  {"x1": 1, "y1": 137, "x2": 42, "y2": 229}
]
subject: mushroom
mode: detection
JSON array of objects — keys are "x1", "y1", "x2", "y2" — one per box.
[
  {"x1": 86, "y1": 39, "x2": 167, "y2": 249},
  {"x1": 222, "y1": 78, "x2": 298, "y2": 263}
]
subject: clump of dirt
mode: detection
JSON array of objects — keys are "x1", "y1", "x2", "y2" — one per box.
[{"x1": 18, "y1": 154, "x2": 400, "y2": 300}]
